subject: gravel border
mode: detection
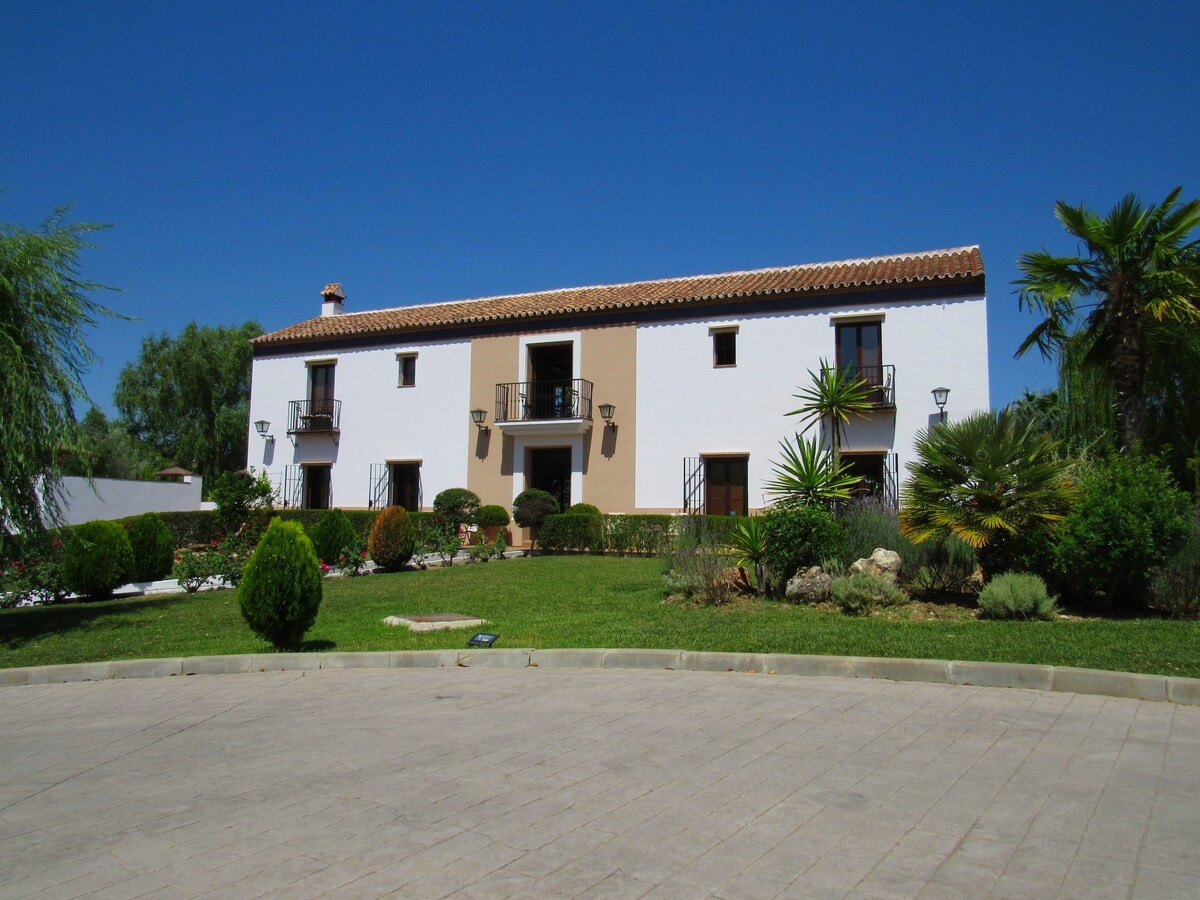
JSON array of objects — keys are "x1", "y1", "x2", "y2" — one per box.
[{"x1": 1, "y1": 649, "x2": 1197, "y2": 705}]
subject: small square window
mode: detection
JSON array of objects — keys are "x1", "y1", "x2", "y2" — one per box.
[
  {"x1": 712, "y1": 330, "x2": 737, "y2": 367},
  {"x1": 398, "y1": 354, "x2": 417, "y2": 387}
]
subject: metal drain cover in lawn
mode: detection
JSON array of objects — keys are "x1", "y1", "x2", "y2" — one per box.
[{"x1": 382, "y1": 613, "x2": 487, "y2": 632}]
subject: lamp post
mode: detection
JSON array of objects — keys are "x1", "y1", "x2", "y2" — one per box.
[{"x1": 931, "y1": 387, "x2": 950, "y2": 423}]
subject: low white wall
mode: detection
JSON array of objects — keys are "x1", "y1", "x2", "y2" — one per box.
[{"x1": 51, "y1": 476, "x2": 204, "y2": 526}]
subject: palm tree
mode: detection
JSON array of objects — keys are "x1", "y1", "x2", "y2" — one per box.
[
  {"x1": 786, "y1": 359, "x2": 874, "y2": 458},
  {"x1": 1015, "y1": 187, "x2": 1200, "y2": 452},
  {"x1": 901, "y1": 410, "x2": 1078, "y2": 580}
]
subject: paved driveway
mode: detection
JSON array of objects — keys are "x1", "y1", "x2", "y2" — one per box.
[{"x1": 1, "y1": 667, "x2": 1197, "y2": 898}]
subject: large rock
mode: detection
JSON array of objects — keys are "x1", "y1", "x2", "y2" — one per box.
[
  {"x1": 786, "y1": 566, "x2": 831, "y2": 604},
  {"x1": 850, "y1": 548, "x2": 902, "y2": 582}
]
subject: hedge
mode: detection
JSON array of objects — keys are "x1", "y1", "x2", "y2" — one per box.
[{"x1": 538, "y1": 513, "x2": 739, "y2": 555}]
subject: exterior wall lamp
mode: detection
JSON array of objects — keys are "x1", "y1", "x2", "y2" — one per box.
[
  {"x1": 470, "y1": 408, "x2": 490, "y2": 433},
  {"x1": 931, "y1": 387, "x2": 950, "y2": 422},
  {"x1": 599, "y1": 403, "x2": 617, "y2": 432},
  {"x1": 254, "y1": 419, "x2": 274, "y2": 443}
]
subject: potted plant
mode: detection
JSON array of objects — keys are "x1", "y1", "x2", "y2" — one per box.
[{"x1": 476, "y1": 504, "x2": 511, "y2": 543}]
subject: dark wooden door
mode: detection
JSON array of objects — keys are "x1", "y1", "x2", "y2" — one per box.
[
  {"x1": 528, "y1": 344, "x2": 574, "y2": 419},
  {"x1": 309, "y1": 363, "x2": 336, "y2": 417},
  {"x1": 303, "y1": 464, "x2": 331, "y2": 510},
  {"x1": 389, "y1": 463, "x2": 421, "y2": 512},
  {"x1": 704, "y1": 456, "x2": 747, "y2": 516}
]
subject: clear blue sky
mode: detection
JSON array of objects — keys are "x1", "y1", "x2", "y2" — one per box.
[{"x1": 4, "y1": 2, "x2": 1197, "y2": 416}]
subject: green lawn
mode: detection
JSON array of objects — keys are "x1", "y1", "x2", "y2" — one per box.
[{"x1": 3, "y1": 556, "x2": 1199, "y2": 677}]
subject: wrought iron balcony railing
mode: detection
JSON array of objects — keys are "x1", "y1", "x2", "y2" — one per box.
[
  {"x1": 288, "y1": 399, "x2": 341, "y2": 433},
  {"x1": 495, "y1": 379, "x2": 593, "y2": 423}
]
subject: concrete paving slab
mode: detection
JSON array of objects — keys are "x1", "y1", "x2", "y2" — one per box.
[
  {"x1": 602, "y1": 648, "x2": 683, "y2": 670},
  {"x1": 762, "y1": 653, "x2": 855, "y2": 678},
  {"x1": 1, "y1": 667, "x2": 1196, "y2": 898},
  {"x1": 529, "y1": 648, "x2": 606, "y2": 668},
  {"x1": 181, "y1": 654, "x2": 255, "y2": 675},
  {"x1": 682, "y1": 651, "x2": 768, "y2": 673},
  {"x1": 853, "y1": 656, "x2": 951, "y2": 684},
  {"x1": 107, "y1": 657, "x2": 184, "y2": 679},
  {"x1": 949, "y1": 660, "x2": 1053, "y2": 691},
  {"x1": 1051, "y1": 666, "x2": 1167, "y2": 702}
]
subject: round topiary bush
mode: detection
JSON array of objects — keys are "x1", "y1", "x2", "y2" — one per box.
[
  {"x1": 564, "y1": 503, "x2": 601, "y2": 516},
  {"x1": 830, "y1": 570, "x2": 908, "y2": 616},
  {"x1": 433, "y1": 488, "x2": 481, "y2": 528},
  {"x1": 512, "y1": 489, "x2": 560, "y2": 550},
  {"x1": 306, "y1": 509, "x2": 358, "y2": 565},
  {"x1": 238, "y1": 518, "x2": 323, "y2": 648},
  {"x1": 63, "y1": 520, "x2": 134, "y2": 600},
  {"x1": 977, "y1": 572, "x2": 1057, "y2": 621},
  {"x1": 368, "y1": 506, "x2": 416, "y2": 570},
  {"x1": 475, "y1": 504, "x2": 511, "y2": 528},
  {"x1": 127, "y1": 512, "x2": 175, "y2": 582}
]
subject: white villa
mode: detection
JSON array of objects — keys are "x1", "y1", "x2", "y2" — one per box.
[{"x1": 246, "y1": 246, "x2": 989, "y2": 539}]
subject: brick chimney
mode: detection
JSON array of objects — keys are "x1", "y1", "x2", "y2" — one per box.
[{"x1": 320, "y1": 283, "x2": 345, "y2": 316}]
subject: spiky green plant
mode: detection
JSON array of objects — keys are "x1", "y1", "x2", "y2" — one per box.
[
  {"x1": 724, "y1": 516, "x2": 769, "y2": 595},
  {"x1": 764, "y1": 433, "x2": 859, "y2": 507},
  {"x1": 786, "y1": 359, "x2": 874, "y2": 455},
  {"x1": 901, "y1": 410, "x2": 1078, "y2": 579}
]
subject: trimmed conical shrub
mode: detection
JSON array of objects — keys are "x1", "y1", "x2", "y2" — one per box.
[
  {"x1": 306, "y1": 508, "x2": 357, "y2": 565},
  {"x1": 238, "y1": 518, "x2": 323, "y2": 648},
  {"x1": 368, "y1": 505, "x2": 415, "y2": 570},
  {"x1": 127, "y1": 512, "x2": 175, "y2": 582},
  {"x1": 63, "y1": 520, "x2": 134, "y2": 600}
]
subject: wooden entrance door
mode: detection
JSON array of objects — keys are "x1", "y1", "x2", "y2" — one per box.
[
  {"x1": 389, "y1": 463, "x2": 421, "y2": 512},
  {"x1": 704, "y1": 456, "x2": 747, "y2": 517},
  {"x1": 528, "y1": 447, "x2": 572, "y2": 512}
]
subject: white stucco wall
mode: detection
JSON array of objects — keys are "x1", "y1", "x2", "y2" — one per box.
[
  {"x1": 51, "y1": 476, "x2": 204, "y2": 526},
  {"x1": 247, "y1": 337, "x2": 472, "y2": 508},
  {"x1": 634, "y1": 292, "x2": 989, "y2": 510}
]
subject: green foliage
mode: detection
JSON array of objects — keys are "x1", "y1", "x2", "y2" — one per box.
[
  {"x1": 432, "y1": 488, "x2": 481, "y2": 527},
  {"x1": 902, "y1": 409, "x2": 1078, "y2": 579},
  {"x1": 539, "y1": 514, "x2": 603, "y2": 552},
  {"x1": 763, "y1": 433, "x2": 859, "y2": 507},
  {"x1": 603, "y1": 515, "x2": 679, "y2": 555},
  {"x1": 0, "y1": 207, "x2": 126, "y2": 538},
  {"x1": 209, "y1": 469, "x2": 274, "y2": 539},
  {"x1": 0, "y1": 534, "x2": 68, "y2": 607},
  {"x1": 127, "y1": 512, "x2": 174, "y2": 582},
  {"x1": 237, "y1": 518, "x2": 323, "y2": 648},
  {"x1": 660, "y1": 516, "x2": 737, "y2": 606},
  {"x1": 786, "y1": 359, "x2": 874, "y2": 452},
  {"x1": 475, "y1": 504, "x2": 511, "y2": 527},
  {"x1": 335, "y1": 534, "x2": 369, "y2": 576},
  {"x1": 977, "y1": 572, "x2": 1058, "y2": 621},
  {"x1": 1150, "y1": 513, "x2": 1200, "y2": 619},
  {"x1": 171, "y1": 547, "x2": 228, "y2": 593},
  {"x1": 271, "y1": 508, "x2": 379, "y2": 542},
  {"x1": 63, "y1": 520, "x2": 134, "y2": 600},
  {"x1": 564, "y1": 503, "x2": 601, "y2": 516},
  {"x1": 761, "y1": 505, "x2": 849, "y2": 587},
  {"x1": 59, "y1": 406, "x2": 168, "y2": 479},
  {"x1": 512, "y1": 489, "x2": 559, "y2": 550},
  {"x1": 906, "y1": 535, "x2": 979, "y2": 594},
  {"x1": 1050, "y1": 454, "x2": 1191, "y2": 611},
  {"x1": 306, "y1": 509, "x2": 358, "y2": 565},
  {"x1": 1016, "y1": 187, "x2": 1200, "y2": 451},
  {"x1": 831, "y1": 570, "x2": 908, "y2": 616},
  {"x1": 725, "y1": 516, "x2": 769, "y2": 595},
  {"x1": 144, "y1": 510, "x2": 220, "y2": 548},
  {"x1": 114, "y1": 320, "x2": 263, "y2": 482},
  {"x1": 367, "y1": 506, "x2": 416, "y2": 571}
]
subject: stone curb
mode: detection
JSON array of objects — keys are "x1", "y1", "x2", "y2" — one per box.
[{"x1": 1, "y1": 650, "x2": 1198, "y2": 706}]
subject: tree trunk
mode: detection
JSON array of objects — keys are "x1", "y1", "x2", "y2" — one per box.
[{"x1": 1109, "y1": 283, "x2": 1146, "y2": 453}]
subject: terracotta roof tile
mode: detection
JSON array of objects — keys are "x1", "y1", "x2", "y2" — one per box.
[{"x1": 253, "y1": 246, "x2": 983, "y2": 348}]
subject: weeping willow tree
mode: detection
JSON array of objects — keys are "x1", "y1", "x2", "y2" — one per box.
[{"x1": 0, "y1": 207, "x2": 125, "y2": 543}]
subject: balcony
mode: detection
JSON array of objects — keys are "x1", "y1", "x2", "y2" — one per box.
[
  {"x1": 824, "y1": 365, "x2": 896, "y2": 408},
  {"x1": 288, "y1": 399, "x2": 342, "y2": 435},
  {"x1": 494, "y1": 379, "x2": 593, "y2": 434}
]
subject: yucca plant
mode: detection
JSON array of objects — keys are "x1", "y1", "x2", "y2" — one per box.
[
  {"x1": 764, "y1": 433, "x2": 859, "y2": 507},
  {"x1": 725, "y1": 516, "x2": 769, "y2": 595},
  {"x1": 901, "y1": 409, "x2": 1078, "y2": 579},
  {"x1": 786, "y1": 359, "x2": 875, "y2": 456}
]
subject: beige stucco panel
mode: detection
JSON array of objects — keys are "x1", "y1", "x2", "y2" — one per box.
[
  {"x1": 467, "y1": 334, "x2": 519, "y2": 511},
  {"x1": 581, "y1": 324, "x2": 636, "y2": 513}
]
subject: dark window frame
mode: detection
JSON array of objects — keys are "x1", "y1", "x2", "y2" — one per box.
[
  {"x1": 711, "y1": 328, "x2": 738, "y2": 368},
  {"x1": 397, "y1": 353, "x2": 417, "y2": 388}
]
